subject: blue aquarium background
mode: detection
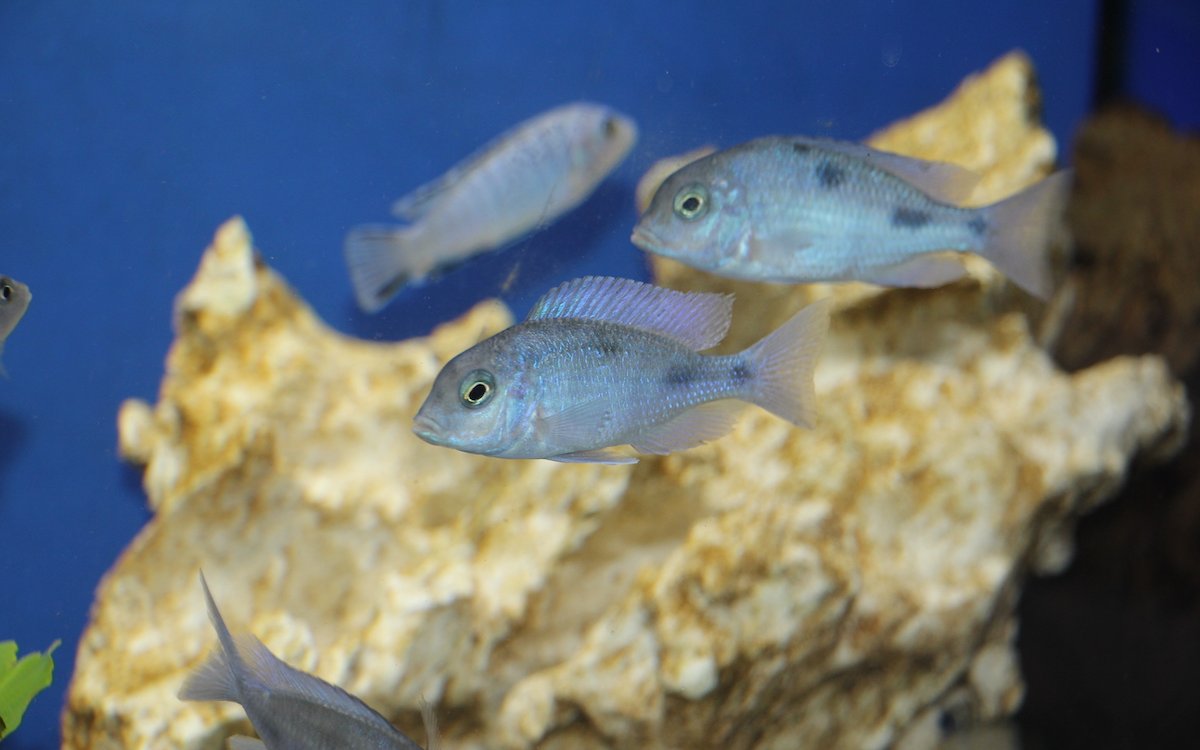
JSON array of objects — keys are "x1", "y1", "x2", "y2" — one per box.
[{"x1": 0, "y1": 1, "x2": 1194, "y2": 748}]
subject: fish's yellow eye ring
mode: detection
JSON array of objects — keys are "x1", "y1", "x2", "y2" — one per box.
[
  {"x1": 673, "y1": 184, "x2": 709, "y2": 221},
  {"x1": 460, "y1": 369, "x2": 496, "y2": 409}
]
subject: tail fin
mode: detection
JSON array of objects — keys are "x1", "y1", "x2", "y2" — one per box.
[
  {"x1": 980, "y1": 169, "x2": 1073, "y2": 300},
  {"x1": 739, "y1": 298, "x2": 831, "y2": 428},
  {"x1": 178, "y1": 572, "x2": 242, "y2": 702},
  {"x1": 421, "y1": 698, "x2": 441, "y2": 750},
  {"x1": 344, "y1": 225, "x2": 424, "y2": 313}
]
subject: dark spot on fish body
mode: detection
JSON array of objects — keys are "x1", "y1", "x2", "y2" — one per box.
[
  {"x1": 792, "y1": 142, "x2": 812, "y2": 155},
  {"x1": 664, "y1": 364, "x2": 699, "y2": 388},
  {"x1": 816, "y1": 161, "x2": 846, "y2": 189},
  {"x1": 730, "y1": 360, "x2": 753, "y2": 383},
  {"x1": 967, "y1": 216, "x2": 989, "y2": 237},
  {"x1": 891, "y1": 206, "x2": 933, "y2": 229},
  {"x1": 595, "y1": 336, "x2": 623, "y2": 357}
]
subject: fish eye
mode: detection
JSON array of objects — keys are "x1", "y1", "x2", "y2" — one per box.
[
  {"x1": 673, "y1": 185, "x2": 708, "y2": 221},
  {"x1": 0, "y1": 284, "x2": 10, "y2": 301},
  {"x1": 459, "y1": 369, "x2": 495, "y2": 409}
]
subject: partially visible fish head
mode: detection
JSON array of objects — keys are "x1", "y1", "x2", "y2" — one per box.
[
  {"x1": 631, "y1": 158, "x2": 744, "y2": 272},
  {"x1": 414, "y1": 338, "x2": 537, "y2": 457},
  {"x1": 0, "y1": 276, "x2": 32, "y2": 339},
  {"x1": 568, "y1": 103, "x2": 638, "y2": 182}
]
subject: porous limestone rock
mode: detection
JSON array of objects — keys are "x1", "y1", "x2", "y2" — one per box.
[{"x1": 64, "y1": 52, "x2": 1189, "y2": 750}]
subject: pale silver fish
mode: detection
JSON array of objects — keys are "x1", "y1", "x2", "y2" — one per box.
[
  {"x1": 631, "y1": 136, "x2": 1072, "y2": 300},
  {"x1": 346, "y1": 102, "x2": 638, "y2": 312},
  {"x1": 179, "y1": 573, "x2": 436, "y2": 750},
  {"x1": 413, "y1": 276, "x2": 829, "y2": 464},
  {"x1": 0, "y1": 276, "x2": 32, "y2": 375}
]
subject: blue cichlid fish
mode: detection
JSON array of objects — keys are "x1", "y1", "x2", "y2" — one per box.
[
  {"x1": 346, "y1": 102, "x2": 638, "y2": 312},
  {"x1": 0, "y1": 276, "x2": 31, "y2": 375},
  {"x1": 631, "y1": 136, "x2": 1072, "y2": 300},
  {"x1": 413, "y1": 276, "x2": 829, "y2": 464},
  {"x1": 179, "y1": 572, "x2": 437, "y2": 750}
]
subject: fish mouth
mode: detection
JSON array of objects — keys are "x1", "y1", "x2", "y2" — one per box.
[
  {"x1": 412, "y1": 413, "x2": 446, "y2": 445},
  {"x1": 630, "y1": 224, "x2": 665, "y2": 252}
]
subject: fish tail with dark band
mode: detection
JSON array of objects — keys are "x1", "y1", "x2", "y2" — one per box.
[
  {"x1": 738, "y1": 298, "x2": 831, "y2": 428},
  {"x1": 979, "y1": 169, "x2": 1073, "y2": 300},
  {"x1": 344, "y1": 225, "x2": 419, "y2": 313}
]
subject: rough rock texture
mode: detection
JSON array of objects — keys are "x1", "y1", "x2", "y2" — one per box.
[
  {"x1": 64, "y1": 53, "x2": 1189, "y2": 750},
  {"x1": 1018, "y1": 106, "x2": 1200, "y2": 749}
]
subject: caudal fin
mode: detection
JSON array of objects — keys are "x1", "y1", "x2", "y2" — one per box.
[
  {"x1": 178, "y1": 572, "x2": 241, "y2": 702},
  {"x1": 421, "y1": 698, "x2": 441, "y2": 750},
  {"x1": 344, "y1": 225, "x2": 424, "y2": 313},
  {"x1": 739, "y1": 298, "x2": 831, "y2": 428},
  {"x1": 980, "y1": 169, "x2": 1073, "y2": 300}
]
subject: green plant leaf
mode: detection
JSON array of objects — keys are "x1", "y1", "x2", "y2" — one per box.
[{"x1": 0, "y1": 639, "x2": 60, "y2": 739}]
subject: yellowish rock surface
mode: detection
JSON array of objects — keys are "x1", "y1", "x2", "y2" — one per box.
[{"x1": 64, "y1": 53, "x2": 1189, "y2": 750}]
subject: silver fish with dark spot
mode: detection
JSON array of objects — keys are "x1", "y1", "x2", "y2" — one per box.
[
  {"x1": 413, "y1": 276, "x2": 829, "y2": 464},
  {"x1": 346, "y1": 102, "x2": 637, "y2": 312},
  {"x1": 631, "y1": 135, "x2": 1071, "y2": 299},
  {"x1": 0, "y1": 276, "x2": 31, "y2": 375},
  {"x1": 179, "y1": 572, "x2": 437, "y2": 750}
]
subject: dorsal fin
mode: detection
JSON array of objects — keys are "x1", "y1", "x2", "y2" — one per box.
[
  {"x1": 526, "y1": 276, "x2": 733, "y2": 350},
  {"x1": 791, "y1": 136, "x2": 981, "y2": 204}
]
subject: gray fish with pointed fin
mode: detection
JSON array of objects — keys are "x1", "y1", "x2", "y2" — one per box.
[
  {"x1": 179, "y1": 572, "x2": 435, "y2": 750},
  {"x1": 346, "y1": 102, "x2": 638, "y2": 312},
  {"x1": 413, "y1": 276, "x2": 829, "y2": 464},
  {"x1": 631, "y1": 135, "x2": 1071, "y2": 300},
  {"x1": 0, "y1": 276, "x2": 31, "y2": 375}
]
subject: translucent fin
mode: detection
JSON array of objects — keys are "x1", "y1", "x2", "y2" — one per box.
[
  {"x1": 421, "y1": 698, "x2": 441, "y2": 750},
  {"x1": 860, "y1": 253, "x2": 969, "y2": 288},
  {"x1": 979, "y1": 169, "x2": 1073, "y2": 300},
  {"x1": 178, "y1": 644, "x2": 238, "y2": 702},
  {"x1": 740, "y1": 298, "x2": 831, "y2": 428},
  {"x1": 227, "y1": 738, "x2": 267, "y2": 750},
  {"x1": 748, "y1": 224, "x2": 814, "y2": 258},
  {"x1": 536, "y1": 397, "x2": 616, "y2": 448},
  {"x1": 179, "y1": 572, "x2": 243, "y2": 702},
  {"x1": 527, "y1": 276, "x2": 733, "y2": 350},
  {"x1": 343, "y1": 224, "x2": 426, "y2": 313},
  {"x1": 629, "y1": 401, "x2": 743, "y2": 455},
  {"x1": 793, "y1": 136, "x2": 982, "y2": 204},
  {"x1": 550, "y1": 448, "x2": 638, "y2": 464}
]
